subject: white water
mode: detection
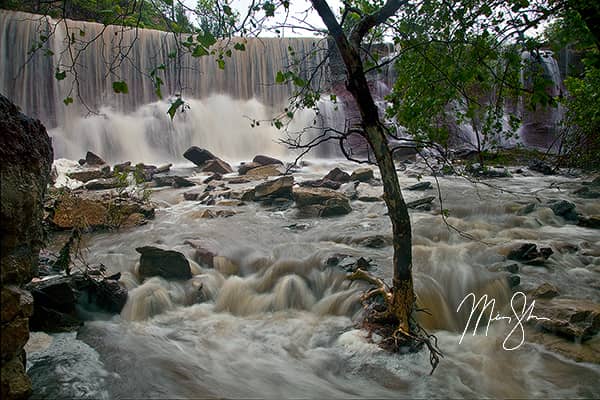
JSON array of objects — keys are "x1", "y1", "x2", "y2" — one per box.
[{"x1": 27, "y1": 160, "x2": 600, "y2": 398}]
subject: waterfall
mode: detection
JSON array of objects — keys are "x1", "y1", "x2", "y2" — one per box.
[{"x1": 0, "y1": 10, "x2": 332, "y2": 162}]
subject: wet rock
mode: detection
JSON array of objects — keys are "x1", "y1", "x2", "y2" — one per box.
[
  {"x1": 84, "y1": 151, "x2": 106, "y2": 166},
  {"x1": 84, "y1": 178, "x2": 119, "y2": 190},
  {"x1": 407, "y1": 181, "x2": 432, "y2": 191},
  {"x1": 50, "y1": 192, "x2": 154, "y2": 230},
  {"x1": 1, "y1": 95, "x2": 53, "y2": 399},
  {"x1": 183, "y1": 191, "x2": 202, "y2": 201},
  {"x1": 293, "y1": 187, "x2": 352, "y2": 217},
  {"x1": 578, "y1": 215, "x2": 600, "y2": 229},
  {"x1": 532, "y1": 298, "x2": 600, "y2": 341},
  {"x1": 324, "y1": 167, "x2": 350, "y2": 183},
  {"x1": 134, "y1": 163, "x2": 158, "y2": 182},
  {"x1": 406, "y1": 196, "x2": 435, "y2": 210},
  {"x1": 254, "y1": 176, "x2": 294, "y2": 200},
  {"x1": 201, "y1": 159, "x2": 233, "y2": 174},
  {"x1": 25, "y1": 277, "x2": 80, "y2": 332},
  {"x1": 481, "y1": 167, "x2": 511, "y2": 178},
  {"x1": 350, "y1": 167, "x2": 374, "y2": 182},
  {"x1": 203, "y1": 173, "x2": 222, "y2": 184},
  {"x1": 339, "y1": 182, "x2": 358, "y2": 200},
  {"x1": 335, "y1": 256, "x2": 373, "y2": 272},
  {"x1": 529, "y1": 160, "x2": 554, "y2": 175},
  {"x1": 507, "y1": 243, "x2": 553, "y2": 265},
  {"x1": 68, "y1": 169, "x2": 106, "y2": 182},
  {"x1": 245, "y1": 164, "x2": 283, "y2": 177},
  {"x1": 216, "y1": 199, "x2": 243, "y2": 207},
  {"x1": 238, "y1": 162, "x2": 261, "y2": 175},
  {"x1": 253, "y1": 155, "x2": 283, "y2": 166},
  {"x1": 183, "y1": 146, "x2": 217, "y2": 166},
  {"x1": 136, "y1": 246, "x2": 192, "y2": 280},
  {"x1": 529, "y1": 283, "x2": 560, "y2": 299},
  {"x1": 226, "y1": 177, "x2": 251, "y2": 184},
  {"x1": 299, "y1": 179, "x2": 341, "y2": 190},
  {"x1": 549, "y1": 200, "x2": 578, "y2": 222}
]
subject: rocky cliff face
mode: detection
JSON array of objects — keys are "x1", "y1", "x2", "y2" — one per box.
[{"x1": 1, "y1": 94, "x2": 53, "y2": 399}]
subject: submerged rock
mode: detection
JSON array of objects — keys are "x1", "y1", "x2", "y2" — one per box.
[
  {"x1": 549, "y1": 200, "x2": 578, "y2": 222},
  {"x1": 68, "y1": 169, "x2": 106, "y2": 183},
  {"x1": 532, "y1": 298, "x2": 600, "y2": 341},
  {"x1": 577, "y1": 215, "x2": 600, "y2": 229},
  {"x1": 529, "y1": 283, "x2": 560, "y2": 299},
  {"x1": 299, "y1": 178, "x2": 341, "y2": 190},
  {"x1": 136, "y1": 246, "x2": 192, "y2": 280},
  {"x1": 529, "y1": 160, "x2": 554, "y2": 175}
]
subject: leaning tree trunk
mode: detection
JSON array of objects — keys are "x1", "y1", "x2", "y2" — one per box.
[{"x1": 310, "y1": 0, "x2": 416, "y2": 334}]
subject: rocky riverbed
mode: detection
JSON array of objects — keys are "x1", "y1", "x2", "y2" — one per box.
[{"x1": 25, "y1": 149, "x2": 600, "y2": 398}]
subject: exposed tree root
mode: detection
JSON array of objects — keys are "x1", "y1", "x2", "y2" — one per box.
[{"x1": 348, "y1": 269, "x2": 444, "y2": 374}]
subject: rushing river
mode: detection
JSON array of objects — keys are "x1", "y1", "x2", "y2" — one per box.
[{"x1": 26, "y1": 159, "x2": 600, "y2": 398}]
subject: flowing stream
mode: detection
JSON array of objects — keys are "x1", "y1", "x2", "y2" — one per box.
[{"x1": 27, "y1": 160, "x2": 600, "y2": 398}]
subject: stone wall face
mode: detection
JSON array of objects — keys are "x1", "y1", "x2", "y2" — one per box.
[{"x1": 0, "y1": 94, "x2": 53, "y2": 399}]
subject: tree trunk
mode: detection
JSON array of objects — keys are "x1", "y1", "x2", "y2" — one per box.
[
  {"x1": 335, "y1": 39, "x2": 415, "y2": 334},
  {"x1": 309, "y1": 0, "x2": 416, "y2": 333}
]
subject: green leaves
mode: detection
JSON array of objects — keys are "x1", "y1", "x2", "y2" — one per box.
[
  {"x1": 63, "y1": 97, "x2": 73, "y2": 106},
  {"x1": 55, "y1": 69, "x2": 66, "y2": 81},
  {"x1": 192, "y1": 45, "x2": 209, "y2": 57},
  {"x1": 167, "y1": 97, "x2": 185, "y2": 120},
  {"x1": 233, "y1": 42, "x2": 246, "y2": 51},
  {"x1": 275, "y1": 71, "x2": 286, "y2": 84},
  {"x1": 112, "y1": 81, "x2": 129, "y2": 94}
]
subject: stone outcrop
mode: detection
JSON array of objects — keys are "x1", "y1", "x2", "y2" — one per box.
[{"x1": 0, "y1": 95, "x2": 53, "y2": 399}]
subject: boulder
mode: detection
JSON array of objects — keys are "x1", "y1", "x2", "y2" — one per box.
[
  {"x1": 517, "y1": 203, "x2": 537, "y2": 216},
  {"x1": 136, "y1": 246, "x2": 192, "y2": 280},
  {"x1": 201, "y1": 159, "x2": 233, "y2": 174},
  {"x1": 245, "y1": 164, "x2": 283, "y2": 177},
  {"x1": 324, "y1": 167, "x2": 350, "y2": 183},
  {"x1": 356, "y1": 182, "x2": 382, "y2": 202},
  {"x1": 549, "y1": 200, "x2": 578, "y2": 222},
  {"x1": 184, "y1": 240, "x2": 216, "y2": 268},
  {"x1": 253, "y1": 155, "x2": 283, "y2": 166},
  {"x1": 358, "y1": 235, "x2": 389, "y2": 248},
  {"x1": 50, "y1": 192, "x2": 154, "y2": 230},
  {"x1": 25, "y1": 277, "x2": 81, "y2": 332},
  {"x1": 350, "y1": 167, "x2": 374, "y2": 182},
  {"x1": 1, "y1": 95, "x2": 53, "y2": 400},
  {"x1": 84, "y1": 151, "x2": 106, "y2": 166},
  {"x1": 152, "y1": 175, "x2": 195, "y2": 188},
  {"x1": 254, "y1": 176, "x2": 294, "y2": 200},
  {"x1": 407, "y1": 181, "x2": 432, "y2": 191},
  {"x1": 194, "y1": 209, "x2": 236, "y2": 218},
  {"x1": 292, "y1": 187, "x2": 351, "y2": 217},
  {"x1": 183, "y1": 146, "x2": 217, "y2": 166}
]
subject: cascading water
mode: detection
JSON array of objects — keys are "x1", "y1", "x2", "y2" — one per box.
[{"x1": 0, "y1": 10, "x2": 338, "y2": 162}]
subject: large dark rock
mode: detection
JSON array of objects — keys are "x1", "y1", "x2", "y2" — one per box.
[
  {"x1": 0, "y1": 95, "x2": 53, "y2": 400},
  {"x1": 136, "y1": 246, "x2": 192, "y2": 280},
  {"x1": 84, "y1": 151, "x2": 106, "y2": 166},
  {"x1": 299, "y1": 179, "x2": 341, "y2": 190},
  {"x1": 183, "y1": 146, "x2": 217, "y2": 166},
  {"x1": 507, "y1": 243, "x2": 553, "y2": 265},
  {"x1": 324, "y1": 167, "x2": 350, "y2": 183},
  {"x1": 238, "y1": 162, "x2": 261, "y2": 175},
  {"x1": 292, "y1": 187, "x2": 352, "y2": 217},
  {"x1": 252, "y1": 155, "x2": 283, "y2": 166},
  {"x1": 350, "y1": 167, "x2": 374, "y2": 182}
]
